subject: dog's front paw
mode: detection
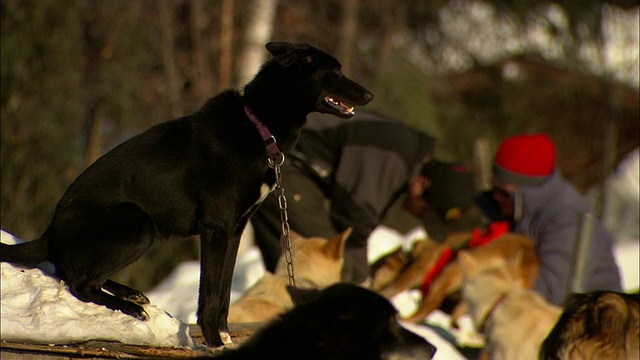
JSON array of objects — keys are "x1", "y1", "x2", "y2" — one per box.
[
  {"x1": 120, "y1": 302, "x2": 150, "y2": 321},
  {"x1": 220, "y1": 331, "x2": 233, "y2": 345},
  {"x1": 124, "y1": 292, "x2": 150, "y2": 305},
  {"x1": 103, "y1": 280, "x2": 151, "y2": 305},
  {"x1": 133, "y1": 307, "x2": 150, "y2": 321}
]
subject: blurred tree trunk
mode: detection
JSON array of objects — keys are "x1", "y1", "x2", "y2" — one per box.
[
  {"x1": 84, "y1": 104, "x2": 105, "y2": 166},
  {"x1": 473, "y1": 137, "x2": 492, "y2": 191},
  {"x1": 593, "y1": 6, "x2": 619, "y2": 219},
  {"x1": 158, "y1": 0, "x2": 183, "y2": 118},
  {"x1": 337, "y1": 0, "x2": 359, "y2": 75},
  {"x1": 237, "y1": 0, "x2": 278, "y2": 88},
  {"x1": 378, "y1": 25, "x2": 398, "y2": 72},
  {"x1": 190, "y1": 0, "x2": 214, "y2": 104},
  {"x1": 218, "y1": 0, "x2": 234, "y2": 91},
  {"x1": 82, "y1": 3, "x2": 106, "y2": 167},
  {"x1": 373, "y1": 2, "x2": 406, "y2": 101}
]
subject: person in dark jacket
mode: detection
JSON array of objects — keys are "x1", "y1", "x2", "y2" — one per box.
[
  {"x1": 477, "y1": 133, "x2": 622, "y2": 305},
  {"x1": 251, "y1": 111, "x2": 476, "y2": 283}
]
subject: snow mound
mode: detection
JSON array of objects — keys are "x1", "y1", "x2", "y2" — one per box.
[{"x1": 0, "y1": 230, "x2": 197, "y2": 348}]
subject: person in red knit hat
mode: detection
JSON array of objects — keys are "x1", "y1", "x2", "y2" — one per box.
[{"x1": 477, "y1": 134, "x2": 621, "y2": 305}]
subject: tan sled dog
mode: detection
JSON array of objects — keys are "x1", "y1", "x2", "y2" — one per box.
[
  {"x1": 228, "y1": 228, "x2": 350, "y2": 324},
  {"x1": 401, "y1": 232, "x2": 539, "y2": 323},
  {"x1": 459, "y1": 250, "x2": 562, "y2": 360},
  {"x1": 369, "y1": 233, "x2": 469, "y2": 295}
]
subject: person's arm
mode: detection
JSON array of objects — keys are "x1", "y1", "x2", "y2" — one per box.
[
  {"x1": 327, "y1": 121, "x2": 425, "y2": 236},
  {"x1": 329, "y1": 146, "x2": 408, "y2": 248},
  {"x1": 530, "y1": 210, "x2": 579, "y2": 305},
  {"x1": 585, "y1": 223, "x2": 622, "y2": 292}
]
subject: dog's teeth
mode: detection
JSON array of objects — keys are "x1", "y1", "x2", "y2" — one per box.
[{"x1": 325, "y1": 97, "x2": 354, "y2": 114}]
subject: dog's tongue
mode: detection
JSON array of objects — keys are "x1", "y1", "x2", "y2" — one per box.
[{"x1": 338, "y1": 100, "x2": 354, "y2": 114}]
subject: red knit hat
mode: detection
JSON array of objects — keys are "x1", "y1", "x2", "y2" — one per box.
[{"x1": 493, "y1": 134, "x2": 555, "y2": 186}]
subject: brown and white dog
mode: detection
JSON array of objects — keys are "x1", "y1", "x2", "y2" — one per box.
[
  {"x1": 228, "y1": 228, "x2": 350, "y2": 324},
  {"x1": 459, "y1": 250, "x2": 562, "y2": 360},
  {"x1": 540, "y1": 290, "x2": 639, "y2": 360},
  {"x1": 371, "y1": 229, "x2": 540, "y2": 324},
  {"x1": 369, "y1": 232, "x2": 469, "y2": 296}
]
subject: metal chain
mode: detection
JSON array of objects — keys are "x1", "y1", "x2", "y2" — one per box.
[{"x1": 269, "y1": 153, "x2": 296, "y2": 287}]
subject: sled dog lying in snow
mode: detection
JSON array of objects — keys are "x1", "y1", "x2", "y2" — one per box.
[{"x1": 228, "y1": 229, "x2": 350, "y2": 324}]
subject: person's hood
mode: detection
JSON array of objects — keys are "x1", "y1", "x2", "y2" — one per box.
[{"x1": 513, "y1": 170, "x2": 563, "y2": 222}]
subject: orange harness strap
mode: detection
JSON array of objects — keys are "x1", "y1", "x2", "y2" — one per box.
[{"x1": 419, "y1": 221, "x2": 510, "y2": 296}]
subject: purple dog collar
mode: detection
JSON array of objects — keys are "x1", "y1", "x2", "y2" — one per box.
[{"x1": 244, "y1": 106, "x2": 282, "y2": 162}]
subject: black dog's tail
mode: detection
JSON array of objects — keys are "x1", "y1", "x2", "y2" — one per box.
[{"x1": 1, "y1": 237, "x2": 49, "y2": 264}]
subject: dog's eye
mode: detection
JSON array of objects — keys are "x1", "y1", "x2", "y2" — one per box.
[{"x1": 304, "y1": 55, "x2": 314, "y2": 63}]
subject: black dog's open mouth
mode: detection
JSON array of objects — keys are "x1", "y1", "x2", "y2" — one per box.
[{"x1": 324, "y1": 96, "x2": 355, "y2": 116}]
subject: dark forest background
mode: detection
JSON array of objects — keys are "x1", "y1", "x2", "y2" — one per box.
[{"x1": 2, "y1": 0, "x2": 638, "y2": 290}]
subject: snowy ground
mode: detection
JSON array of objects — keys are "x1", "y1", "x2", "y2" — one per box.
[
  {"x1": 148, "y1": 225, "x2": 478, "y2": 359},
  {"x1": 3, "y1": 223, "x2": 637, "y2": 358},
  {"x1": 0, "y1": 227, "x2": 473, "y2": 359}
]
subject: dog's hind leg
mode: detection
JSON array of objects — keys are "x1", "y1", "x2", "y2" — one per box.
[
  {"x1": 53, "y1": 202, "x2": 155, "y2": 320},
  {"x1": 103, "y1": 279, "x2": 150, "y2": 305},
  {"x1": 69, "y1": 275, "x2": 149, "y2": 320}
]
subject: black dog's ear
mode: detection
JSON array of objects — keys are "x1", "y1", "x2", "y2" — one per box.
[
  {"x1": 265, "y1": 42, "x2": 291, "y2": 56},
  {"x1": 287, "y1": 286, "x2": 321, "y2": 306},
  {"x1": 266, "y1": 42, "x2": 311, "y2": 67}
]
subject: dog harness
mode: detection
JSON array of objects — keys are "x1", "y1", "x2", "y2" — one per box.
[{"x1": 419, "y1": 221, "x2": 510, "y2": 296}]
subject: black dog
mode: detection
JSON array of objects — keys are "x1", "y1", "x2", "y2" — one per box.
[
  {"x1": 215, "y1": 283, "x2": 437, "y2": 360},
  {"x1": 0, "y1": 42, "x2": 373, "y2": 347}
]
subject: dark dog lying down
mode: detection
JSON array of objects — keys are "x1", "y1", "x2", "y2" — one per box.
[
  {"x1": 216, "y1": 283, "x2": 437, "y2": 360},
  {"x1": 0, "y1": 42, "x2": 373, "y2": 347},
  {"x1": 540, "y1": 291, "x2": 639, "y2": 360}
]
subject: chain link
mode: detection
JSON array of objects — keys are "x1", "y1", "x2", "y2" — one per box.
[{"x1": 269, "y1": 153, "x2": 296, "y2": 287}]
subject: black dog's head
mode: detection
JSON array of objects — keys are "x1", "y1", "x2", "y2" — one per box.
[
  {"x1": 286, "y1": 283, "x2": 436, "y2": 360},
  {"x1": 246, "y1": 42, "x2": 373, "y2": 120},
  {"x1": 219, "y1": 283, "x2": 436, "y2": 360},
  {"x1": 265, "y1": 42, "x2": 373, "y2": 119}
]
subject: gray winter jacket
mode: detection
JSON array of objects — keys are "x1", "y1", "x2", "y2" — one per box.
[
  {"x1": 295, "y1": 112, "x2": 436, "y2": 249},
  {"x1": 512, "y1": 171, "x2": 622, "y2": 305}
]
